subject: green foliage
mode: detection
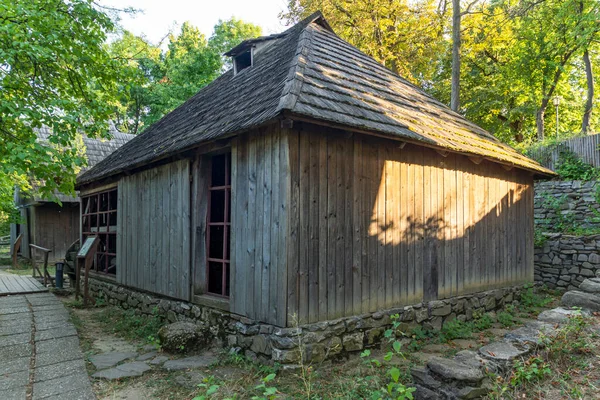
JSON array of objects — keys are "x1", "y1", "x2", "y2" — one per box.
[
  {"x1": 439, "y1": 319, "x2": 473, "y2": 341},
  {"x1": 1, "y1": 0, "x2": 128, "y2": 203},
  {"x1": 497, "y1": 311, "x2": 516, "y2": 328},
  {"x1": 360, "y1": 343, "x2": 416, "y2": 400},
  {"x1": 252, "y1": 373, "x2": 279, "y2": 400},
  {"x1": 510, "y1": 356, "x2": 552, "y2": 386},
  {"x1": 555, "y1": 149, "x2": 600, "y2": 181},
  {"x1": 519, "y1": 286, "x2": 554, "y2": 311}
]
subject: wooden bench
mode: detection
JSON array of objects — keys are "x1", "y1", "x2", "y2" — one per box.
[{"x1": 29, "y1": 244, "x2": 53, "y2": 286}]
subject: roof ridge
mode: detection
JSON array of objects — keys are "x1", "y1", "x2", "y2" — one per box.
[{"x1": 277, "y1": 22, "x2": 314, "y2": 112}]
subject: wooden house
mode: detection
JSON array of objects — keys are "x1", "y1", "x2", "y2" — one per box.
[
  {"x1": 76, "y1": 12, "x2": 553, "y2": 328},
  {"x1": 12, "y1": 126, "x2": 134, "y2": 261}
]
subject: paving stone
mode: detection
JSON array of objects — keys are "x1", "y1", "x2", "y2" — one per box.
[
  {"x1": 32, "y1": 371, "x2": 90, "y2": 399},
  {"x1": 149, "y1": 355, "x2": 169, "y2": 365},
  {"x1": 0, "y1": 369, "x2": 29, "y2": 391},
  {"x1": 0, "y1": 311, "x2": 33, "y2": 321},
  {"x1": 35, "y1": 345, "x2": 83, "y2": 367},
  {"x1": 411, "y1": 366, "x2": 442, "y2": 390},
  {"x1": 0, "y1": 342, "x2": 32, "y2": 361},
  {"x1": 39, "y1": 387, "x2": 96, "y2": 400},
  {"x1": 34, "y1": 359, "x2": 87, "y2": 382},
  {"x1": 35, "y1": 325, "x2": 78, "y2": 342},
  {"x1": 36, "y1": 336, "x2": 80, "y2": 354},
  {"x1": 174, "y1": 371, "x2": 207, "y2": 389},
  {"x1": 427, "y1": 356, "x2": 484, "y2": 384},
  {"x1": 2, "y1": 386, "x2": 27, "y2": 400},
  {"x1": 0, "y1": 332, "x2": 32, "y2": 348},
  {"x1": 0, "y1": 356, "x2": 30, "y2": 375},
  {"x1": 89, "y1": 351, "x2": 138, "y2": 369},
  {"x1": 479, "y1": 341, "x2": 529, "y2": 362},
  {"x1": 34, "y1": 319, "x2": 73, "y2": 331},
  {"x1": 163, "y1": 355, "x2": 217, "y2": 371},
  {"x1": 0, "y1": 321, "x2": 33, "y2": 336},
  {"x1": 137, "y1": 351, "x2": 158, "y2": 361},
  {"x1": 34, "y1": 314, "x2": 70, "y2": 325},
  {"x1": 92, "y1": 361, "x2": 151, "y2": 380},
  {"x1": 0, "y1": 306, "x2": 31, "y2": 315},
  {"x1": 561, "y1": 290, "x2": 600, "y2": 311},
  {"x1": 537, "y1": 307, "x2": 589, "y2": 324},
  {"x1": 504, "y1": 321, "x2": 557, "y2": 345}
]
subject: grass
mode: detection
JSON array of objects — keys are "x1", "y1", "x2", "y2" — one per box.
[{"x1": 92, "y1": 305, "x2": 166, "y2": 344}]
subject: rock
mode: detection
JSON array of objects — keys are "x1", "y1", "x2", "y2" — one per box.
[
  {"x1": 174, "y1": 371, "x2": 206, "y2": 389},
  {"x1": 158, "y1": 322, "x2": 211, "y2": 353},
  {"x1": 342, "y1": 332, "x2": 364, "y2": 351},
  {"x1": 427, "y1": 357, "x2": 484, "y2": 384},
  {"x1": 538, "y1": 307, "x2": 589, "y2": 324},
  {"x1": 431, "y1": 304, "x2": 452, "y2": 316},
  {"x1": 162, "y1": 355, "x2": 217, "y2": 371},
  {"x1": 589, "y1": 253, "x2": 600, "y2": 264},
  {"x1": 479, "y1": 341, "x2": 529, "y2": 362},
  {"x1": 137, "y1": 351, "x2": 157, "y2": 361},
  {"x1": 578, "y1": 278, "x2": 600, "y2": 294},
  {"x1": 411, "y1": 366, "x2": 442, "y2": 390},
  {"x1": 457, "y1": 385, "x2": 490, "y2": 400},
  {"x1": 89, "y1": 352, "x2": 137, "y2": 370},
  {"x1": 561, "y1": 290, "x2": 600, "y2": 311},
  {"x1": 92, "y1": 362, "x2": 151, "y2": 380},
  {"x1": 414, "y1": 384, "x2": 441, "y2": 400},
  {"x1": 504, "y1": 321, "x2": 557, "y2": 346},
  {"x1": 149, "y1": 355, "x2": 169, "y2": 365}
]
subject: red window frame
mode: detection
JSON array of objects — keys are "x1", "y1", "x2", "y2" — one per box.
[
  {"x1": 206, "y1": 153, "x2": 231, "y2": 297},
  {"x1": 81, "y1": 189, "x2": 118, "y2": 275}
]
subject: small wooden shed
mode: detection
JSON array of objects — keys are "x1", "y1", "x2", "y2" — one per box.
[
  {"x1": 12, "y1": 126, "x2": 134, "y2": 261},
  {"x1": 76, "y1": 12, "x2": 553, "y2": 327}
]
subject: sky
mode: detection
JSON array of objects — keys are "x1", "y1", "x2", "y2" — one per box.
[{"x1": 100, "y1": 0, "x2": 291, "y2": 45}]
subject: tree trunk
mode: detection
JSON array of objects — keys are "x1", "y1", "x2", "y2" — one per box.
[
  {"x1": 451, "y1": 0, "x2": 461, "y2": 111},
  {"x1": 536, "y1": 107, "x2": 546, "y2": 141},
  {"x1": 582, "y1": 49, "x2": 594, "y2": 135}
]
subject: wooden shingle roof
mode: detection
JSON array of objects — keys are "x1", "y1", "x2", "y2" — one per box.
[{"x1": 77, "y1": 12, "x2": 552, "y2": 186}]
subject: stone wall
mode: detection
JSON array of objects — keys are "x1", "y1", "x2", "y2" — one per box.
[
  {"x1": 534, "y1": 233, "x2": 600, "y2": 290},
  {"x1": 89, "y1": 278, "x2": 532, "y2": 366},
  {"x1": 534, "y1": 180, "x2": 600, "y2": 232}
]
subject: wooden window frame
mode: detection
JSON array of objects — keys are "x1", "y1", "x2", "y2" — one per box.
[
  {"x1": 206, "y1": 153, "x2": 231, "y2": 297},
  {"x1": 81, "y1": 188, "x2": 118, "y2": 275}
]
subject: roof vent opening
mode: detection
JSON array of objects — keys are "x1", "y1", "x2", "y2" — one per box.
[{"x1": 233, "y1": 48, "x2": 253, "y2": 75}]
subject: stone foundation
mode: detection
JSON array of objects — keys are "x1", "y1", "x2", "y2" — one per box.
[
  {"x1": 534, "y1": 233, "x2": 600, "y2": 290},
  {"x1": 89, "y1": 278, "x2": 532, "y2": 365}
]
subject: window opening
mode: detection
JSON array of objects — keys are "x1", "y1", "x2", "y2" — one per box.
[
  {"x1": 207, "y1": 153, "x2": 231, "y2": 297},
  {"x1": 82, "y1": 189, "x2": 118, "y2": 275},
  {"x1": 234, "y1": 49, "x2": 252, "y2": 74}
]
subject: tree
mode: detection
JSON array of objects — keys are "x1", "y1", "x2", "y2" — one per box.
[
  {"x1": 209, "y1": 18, "x2": 263, "y2": 69},
  {"x1": 0, "y1": 0, "x2": 124, "y2": 200}
]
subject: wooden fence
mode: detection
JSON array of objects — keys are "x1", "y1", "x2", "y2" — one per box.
[{"x1": 527, "y1": 134, "x2": 600, "y2": 171}]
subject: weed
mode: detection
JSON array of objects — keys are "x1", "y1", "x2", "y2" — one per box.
[
  {"x1": 251, "y1": 373, "x2": 278, "y2": 400},
  {"x1": 497, "y1": 311, "x2": 515, "y2": 328},
  {"x1": 439, "y1": 319, "x2": 473, "y2": 342}
]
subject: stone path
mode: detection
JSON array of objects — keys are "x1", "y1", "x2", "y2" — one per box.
[{"x1": 0, "y1": 293, "x2": 95, "y2": 400}]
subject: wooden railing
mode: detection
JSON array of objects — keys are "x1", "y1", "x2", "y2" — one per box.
[{"x1": 29, "y1": 244, "x2": 53, "y2": 286}]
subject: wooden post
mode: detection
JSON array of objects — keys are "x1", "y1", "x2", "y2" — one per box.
[
  {"x1": 12, "y1": 234, "x2": 22, "y2": 268},
  {"x1": 29, "y1": 244, "x2": 51, "y2": 284},
  {"x1": 76, "y1": 236, "x2": 99, "y2": 306}
]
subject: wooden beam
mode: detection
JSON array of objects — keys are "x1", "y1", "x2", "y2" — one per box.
[
  {"x1": 502, "y1": 164, "x2": 514, "y2": 171},
  {"x1": 280, "y1": 118, "x2": 294, "y2": 129},
  {"x1": 398, "y1": 142, "x2": 407, "y2": 149},
  {"x1": 436, "y1": 149, "x2": 449, "y2": 157},
  {"x1": 469, "y1": 156, "x2": 483, "y2": 165}
]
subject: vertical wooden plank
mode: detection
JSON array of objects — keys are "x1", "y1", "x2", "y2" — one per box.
[
  {"x1": 254, "y1": 132, "x2": 266, "y2": 320},
  {"x1": 343, "y1": 137, "x2": 353, "y2": 317},
  {"x1": 247, "y1": 133, "x2": 257, "y2": 320},
  {"x1": 392, "y1": 153, "x2": 401, "y2": 305},
  {"x1": 405, "y1": 147, "x2": 416, "y2": 303},
  {"x1": 352, "y1": 136, "x2": 363, "y2": 315},
  {"x1": 422, "y1": 152, "x2": 434, "y2": 301},
  {"x1": 261, "y1": 129, "x2": 272, "y2": 322},
  {"x1": 525, "y1": 176, "x2": 534, "y2": 282},
  {"x1": 148, "y1": 168, "x2": 157, "y2": 292},
  {"x1": 413, "y1": 148, "x2": 424, "y2": 302},
  {"x1": 384, "y1": 149, "x2": 393, "y2": 308},
  {"x1": 161, "y1": 163, "x2": 171, "y2": 297},
  {"x1": 327, "y1": 136, "x2": 338, "y2": 317},
  {"x1": 455, "y1": 158, "x2": 464, "y2": 295},
  {"x1": 169, "y1": 164, "x2": 180, "y2": 297},
  {"x1": 336, "y1": 138, "x2": 347, "y2": 316},
  {"x1": 376, "y1": 146, "x2": 385, "y2": 310},
  {"x1": 182, "y1": 161, "x2": 191, "y2": 300},
  {"x1": 232, "y1": 136, "x2": 248, "y2": 316},
  {"x1": 298, "y1": 130, "x2": 310, "y2": 324},
  {"x1": 462, "y1": 158, "x2": 471, "y2": 293},
  {"x1": 308, "y1": 131, "x2": 319, "y2": 323},
  {"x1": 286, "y1": 129, "x2": 299, "y2": 326},
  {"x1": 436, "y1": 158, "x2": 445, "y2": 299},
  {"x1": 269, "y1": 129, "x2": 280, "y2": 325},
  {"x1": 399, "y1": 149, "x2": 409, "y2": 305},
  {"x1": 277, "y1": 128, "x2": 290, "y2": 327},
  {"x1": 318, "y1": 134, "x2": 329, "y2": 320},
  {"x1": 116, "y1": 181, "x2": 124, "y2": 284}
]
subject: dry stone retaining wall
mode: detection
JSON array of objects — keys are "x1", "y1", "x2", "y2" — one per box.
[
  {"x1": 89, "y1": 278, "x2": 531, "y2": 366},
  {"x1": 534, "y1": 180, "x2": 600, "y2": 232},
  {"x1": 534, "y1": 234, "x2": 600, "y2": 290}
]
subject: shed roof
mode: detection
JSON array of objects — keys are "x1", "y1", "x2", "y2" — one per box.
[{"x1": 77, "y1": 12, "x2": 553, "y2": 186}]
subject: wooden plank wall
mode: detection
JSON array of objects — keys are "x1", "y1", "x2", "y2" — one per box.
[
  {"x1": 117, "y1": 160, "x2": 191, "y2": 300},
  {"x1": 30, "y1": 203, "x2": 80, "y2": 261},
  {"x1": 286, "y1": 126, "x2": 534, "y2": 325},
  {"x1": 230, "y1": 125, "x2": 289, "y2": 327},
  {"x1": 527, "y1": 133, "x2": 600, "y2": 170}
]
